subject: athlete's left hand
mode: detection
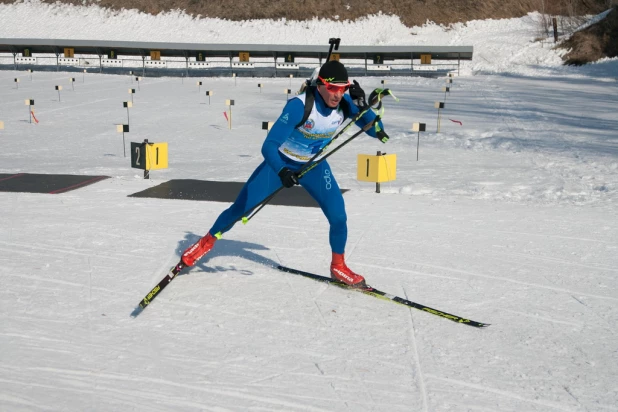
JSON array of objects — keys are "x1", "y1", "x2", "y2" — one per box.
[{"x1": 377, "y1": 129, "x2": 390, "y2": 143}]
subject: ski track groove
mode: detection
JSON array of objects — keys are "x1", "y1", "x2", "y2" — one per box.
[
  {"x1": 563, "y1": 385, "x2": 591, "y2": 412},
  {"x1": 150, "y1": 254, "x2": 180, "y2": 288},
  {"x1": 500, "y1": 308, "x2": 584, "y2": 327},
  {"x1": 486, "y1": 253, "x2": 617, "y2": 277},
  {"x1": 0, "y1": 376, "x2": 331, "y2": 412},
  {"x1": 176, "y1": 304, "x2": 339, "y2": 332},
  {"x1": 5, "y1": 272, "x2": 98, "y2": 289},
  {"x1": 402, "y1": 285, "x2": 429, "y2": 412},
  {"x1": 86, "y1": 256, "x2": 95, "y2": 410},
  {"x1": 279, "y1": 261, "x2": 349, "y2": 326},
  {"x1": 273, "y1": 249, "x2": 327, "y2": 326},
  {"x1": 473, "y1": 77, "x2": 539, "y2": 143},
  {"x1": 569, "y1": 295, "x2": 618, "y2": 332},
  {"x1": 35, "y1": 97, "x2": 116, "y2": 115},
  {"x1": 312, "y1": 299, "x2": 329, "y2": 327},
  {"x1": 5, "y1": 367, "x2": 336, "y2": 412},
  {"x1": 425, "y1": 374, "x2": 581, "y2": 412},
  {"x1": 358, "y1": 262, "x2": 618, "y2": 302},
  {"x1": 0, "y1": 241, "x2": 134, "y2": 261},
  {"x1": 247, "y1": 361, "x2": 327, "y2": 386},
  {"x1": 245, "y1": 369, "x2": 413, "y2": 410},
  {"x1": 345, "y1": 219, "x2": 374, "y2": 265},
  {"x1": 4, "y1": 272, "x2": 139, "y2": 299},
  {"x1": 489, "y1": 247, "x2": 618, "y2": 273},
  {"x1": 392, "y1": 226, "x2": 615, "y2": 245},
  {"x1": 1, "y1": 316, "x2": 80, "y2": 326}
]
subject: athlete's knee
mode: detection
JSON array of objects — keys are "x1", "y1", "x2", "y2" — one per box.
[{"x1": 327, "y1": 210, "x2": 347, "y2": 228}]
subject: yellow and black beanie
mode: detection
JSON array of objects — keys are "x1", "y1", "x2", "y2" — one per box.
[{"x1": 318, "y1": 61, "x2": 348, "y2": 84}]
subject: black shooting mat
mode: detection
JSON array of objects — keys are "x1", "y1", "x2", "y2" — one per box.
[
  {"x1": 0, "y1": 173, "x2": 110, "y2": 194},
  {"x1": 128, "y1": 179, "x2": 349, "y2": 208}
]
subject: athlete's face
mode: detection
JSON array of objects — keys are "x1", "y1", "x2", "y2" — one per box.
[{"x1": 317, "y1": 84, "x2": 346, "y2": 108}]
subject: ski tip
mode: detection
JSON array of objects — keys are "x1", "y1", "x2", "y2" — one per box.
[{"x1": 130, "y1": 306, "x2": 144, "y2": 318}]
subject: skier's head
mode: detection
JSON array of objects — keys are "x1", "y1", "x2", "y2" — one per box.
[
  {"x1": 318, "y1": 60, "x2": 348, "y2": 85},
  {"x1": 317, "y1": 60, "x2": 350, "y2": 108}
]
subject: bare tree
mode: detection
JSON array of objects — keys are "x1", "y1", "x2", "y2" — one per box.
[{"x1": 538, "y1": 0, "x2": 552, "y2": 38}]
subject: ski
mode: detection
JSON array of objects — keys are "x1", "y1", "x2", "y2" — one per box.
[
  {"x1": 131, "y1": 261, "x2": 185, "y2": 316},
  {"x1": 277, "y1": 265, "x2": 490, "y2": 328}
]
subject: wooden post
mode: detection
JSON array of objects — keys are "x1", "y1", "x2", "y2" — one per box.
[
  {"x1": 376, "y1": 151, "x2": 381, "y2": 193},
  {"x1": 552, "y1": 17, "x2": 558, "y2": 42},
  {"x1": 412, "y1": 123, "x2": 426, "y2": 161},
  {"x1": 144, "y1": 139, "x2": 150, "y2": 179}
]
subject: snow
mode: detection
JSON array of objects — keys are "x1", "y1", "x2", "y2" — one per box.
[{"x1": 1, "y1": 1, "x2": 618, "y2": 411}]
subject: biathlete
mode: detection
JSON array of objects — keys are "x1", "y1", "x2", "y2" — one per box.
[{"x1": 181, "y1": 60, "x2": 389, "y2": 287}]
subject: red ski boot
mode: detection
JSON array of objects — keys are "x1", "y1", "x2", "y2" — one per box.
[
  {"x1": 330, "y1": 252, "x2": 366, "y2": 288},
  {"x1": 181, "y1": 233, "x2": 217, "y2": 266}
]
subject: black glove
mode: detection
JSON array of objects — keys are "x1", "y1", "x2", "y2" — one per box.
[
  {"x1": 377, "y1": 129, "x2": 390, "y2": 143},
  {"x1": 348, "y1": 80, "x2": 366, "y2": 108},
  {"x1": 278, "y1": 167, "x2": 299, "y2": 188},
  {"x1": 375, "y1": 124, "x2": 390, "y2": 143}
]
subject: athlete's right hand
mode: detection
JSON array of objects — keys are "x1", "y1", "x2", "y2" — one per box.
[
  {"x1": 278, "y1": 168, "x2": 299, "y2": 188},
  {"x1": 349, "y1": 80, "x2": 366, "y2": 108}
]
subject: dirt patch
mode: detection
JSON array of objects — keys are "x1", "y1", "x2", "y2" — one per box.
[
  {"x1": 0, "y1": 0, "x2": 609, "y2": 28},
  {"x1": 559, "y1": 6, "x2": 618, "y2": 64},
  {"x1": 1, "y1": 0, "x2": 615, "y2": 64}
]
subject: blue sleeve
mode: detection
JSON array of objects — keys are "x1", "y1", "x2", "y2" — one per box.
[
  {"x1": 261, "y1": 97, "x2": 305, "y2": 173},
  {"x1": 343, "y1": 94, "x2": 385, "y2": 139}
]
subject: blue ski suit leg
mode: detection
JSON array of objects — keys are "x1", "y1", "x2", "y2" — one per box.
[
  {"x1": 208, "y1": 161, "x2": 281, "y2": 237},
  {"x1": 208, "y1": 159, "x2": 347, "y2": 254},
  {"x1": 297, "y1": 160, "x2": 347, "y2": 254}
]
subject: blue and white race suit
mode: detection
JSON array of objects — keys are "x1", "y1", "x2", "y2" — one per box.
[{"x1": 208, "y1": 87, "x2": 385, "y2": 254}]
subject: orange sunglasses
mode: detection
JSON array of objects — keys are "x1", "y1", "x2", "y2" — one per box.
[{"x1": 318, "y1": 76, "x2": 351, "y2": 92}]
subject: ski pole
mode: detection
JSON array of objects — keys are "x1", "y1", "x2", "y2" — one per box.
[
  {"x1": 223, "y1": 89, "x2": 397, "y2": 232},
  {"x1": 133, "y1": 91, "x2": 395, "y2": 313},
  {"x1": 130, "y1": 115, "x2": 369, "y2": 315},
  {"x1": 218, "y1": 117, "x2": 367, "y2": 232},
  {"x1": 241, "y1": 115, "x2": 380, "y2": 225},
  {"x1": 218, "y1": 102, "x2": 380, "y2": 234}
]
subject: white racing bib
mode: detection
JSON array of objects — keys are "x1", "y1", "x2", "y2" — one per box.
[{"x1": 278, "y1": 94, "x2": 344, "y2": 162}]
